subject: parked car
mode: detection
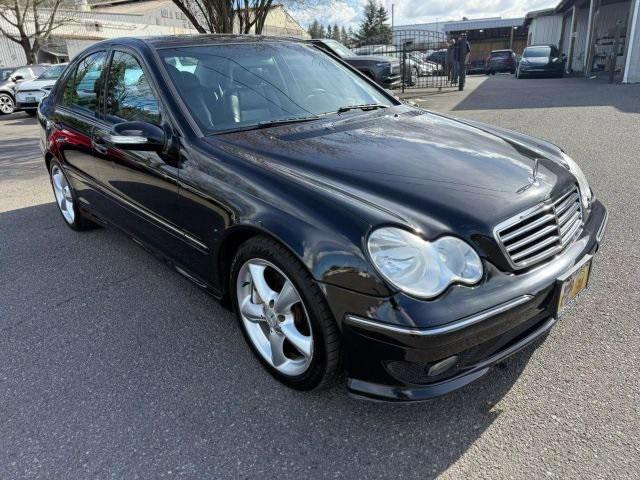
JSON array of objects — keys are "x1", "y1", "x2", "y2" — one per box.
[
  {"x1": 486, "y1": 49, "x2": 517, "y2": 75},
  {"x1": 0, "y1": 64, "x2": 49, "y2": 115},
  {"x1": 426, "y1": 49, "x2": 448, "y2": 69},
  {"x1": 407, "y1": 52, "x2": 438, "y2": 76},
  {"x1": 466, "y1": 59, "x2": 486, "y2": 75},
  {"x1": 39, "y1": 36, "x2": 607, "y2": 402},
  {"x1": 517, "y1": 45, "x2": 565, "y2": 79},
  {"x1": 310, "y1": 39, "x2": 402, "y2": 88},
  {"x1": 15, "y1": 63, "x2": 68, "y2": 115}
]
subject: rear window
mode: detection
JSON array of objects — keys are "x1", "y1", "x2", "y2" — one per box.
[
  {"x1": 523, "y1": 47, "x2": 551, "y2": 58},
  {"x1": 490, "y1": 51, "x2": 512, "y2": 58}
]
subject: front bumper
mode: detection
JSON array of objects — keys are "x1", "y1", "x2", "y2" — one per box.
[
  {"x1": 322, "y1": 200, "x2": 608, "y2": 402},
  {"x1": 15, "y1": 100, "x2": 39, "y2": 110}
]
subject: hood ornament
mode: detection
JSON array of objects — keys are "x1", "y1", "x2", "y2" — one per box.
[
  {"x1": 529, "y1": 158, "x2": 540, "y2": 186},
  {"x1": 516, "y1": 159, "x2": 541, "y2": 194}
]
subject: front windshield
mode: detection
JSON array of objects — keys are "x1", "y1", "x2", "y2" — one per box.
[
  {"x1": 523, "y1": 47, "x2": 551, "y2": 58},
  {"x1": 160, "y1": 42, "x2": 394, "y2": 134},
  {"x1": 322, "y1": 40, "x2": 355, "y2": 58},
  {"x1": 38, "y1": 64, "x2": 67, "y2": 80}
]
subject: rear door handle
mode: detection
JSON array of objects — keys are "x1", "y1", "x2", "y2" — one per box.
[{"x1": 92, "y1": 136, "x2": 108, "y2": 154}]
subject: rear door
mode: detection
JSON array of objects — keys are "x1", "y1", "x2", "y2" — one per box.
[{"x1": 50, "y1": 50, "x2": 110, "y2": 210}]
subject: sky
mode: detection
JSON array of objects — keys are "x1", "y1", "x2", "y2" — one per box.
[{"x1": 287, "y1": 0, "x2": 559, "y2": 30}]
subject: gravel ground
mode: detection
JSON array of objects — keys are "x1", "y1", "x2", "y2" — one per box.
[{"x1": 1, "y1": 75, "x2": 638, "y2": 479}]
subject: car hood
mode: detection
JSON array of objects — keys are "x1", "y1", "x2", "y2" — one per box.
[
  {"x1": 345, "y1": 55, "x2": 399, "y2": 65},
  {"x1": 16, "y1": 78, "x2": 56, "y2": 91},
  {"x1": 206, "y1": 106, "x2": 574, "y2": 237}
]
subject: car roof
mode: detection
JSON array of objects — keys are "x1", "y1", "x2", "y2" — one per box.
[
  {"x1": 491, "y1": 49, "x2": 514, "y2": 53},
  {"x1": 92, "y1": 34, "x2": 305, "y2": 50}
]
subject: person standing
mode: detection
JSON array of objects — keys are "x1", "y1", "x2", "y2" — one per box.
[{"x1": 447, "y1": 39, "x2": 456, "y2": 82}]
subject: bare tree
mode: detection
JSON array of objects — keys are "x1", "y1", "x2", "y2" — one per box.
[
  {"x1": 170, "y1": 0, "x2": 275, "y2": 35},
  {"x1": 0, "y1": 0, "x2": 66, "y2": 64}
]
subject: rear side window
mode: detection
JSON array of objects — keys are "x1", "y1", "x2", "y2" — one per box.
[
  {"x1": 60, "y1": 51, "x2": 107, "y2": 114},
  {"x1": 104, "y1": 51, "x2": 161, "y2": 125}
]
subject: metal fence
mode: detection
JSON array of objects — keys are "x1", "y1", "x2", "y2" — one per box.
[{"x1": 354, "y1": 29, "x2": 465, "y2": 92}]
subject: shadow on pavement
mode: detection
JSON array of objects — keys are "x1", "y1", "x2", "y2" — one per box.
[
  {"x1": 0, "y1": 202, "x2": 545, "y2": 478},
  {"x1": 453, "y1": 76, "x2": 640, "y2": 113}
]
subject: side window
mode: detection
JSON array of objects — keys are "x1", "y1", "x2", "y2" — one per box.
[
  {"x1": 105, "y1": 51, "x2": 161, "y2": 124},
  {"x1": 60, "y1": 51, "x2": 107, "y2": 114},
  {"x1": 61, "y1": 65, "x2": 78, "y2": 107}
]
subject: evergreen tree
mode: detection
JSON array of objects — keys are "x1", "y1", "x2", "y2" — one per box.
[
  {"x1": 319, "y1": 23, "x2": 326, "y2": 39},
  {"x1": 356, "y1": 0, "x2": 378, "y2": 43},
  {"x1": 375, "y1": 4, "x2": 392, "y2": 44},
  {"x1": 332, "y1": 23, "x2": 341, "y2": 41},
  {"x1": 347, "y1": 26, "x2": 356, "y2": 46},
  {"x1": 341, "y1": 26, "x2": 348, "y2": 44},
  {"x1": 326, "y1": 24, "x2": 333, "y2": 39},
  {"x1": 307, "y1": 19, "x2": 321, "y2": 39}
]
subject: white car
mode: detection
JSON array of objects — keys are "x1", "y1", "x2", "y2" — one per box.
[{"x1": 15, "y1": 63, "x2": 68, "y2": 115}]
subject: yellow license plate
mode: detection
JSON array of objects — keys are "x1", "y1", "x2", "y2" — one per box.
[{"x1": 557, "y1": 259, "x2": 592, "y2": 316}]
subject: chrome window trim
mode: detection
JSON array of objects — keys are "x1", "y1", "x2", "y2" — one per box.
[{"x1": 344, "y1": 295, "x2": 533, "y2": 337}]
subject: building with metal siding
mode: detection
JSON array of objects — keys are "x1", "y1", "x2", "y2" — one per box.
[
  {"x1": 525, "y1": 0, "x2": 638, "y2": 82},
  {"x1": 0, "y1": 2, "x2": 308, "y2": 68}
]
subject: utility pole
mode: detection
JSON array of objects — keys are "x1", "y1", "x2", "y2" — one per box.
[{"x1": 391, "y1": 4, "x2": 395, "y2": 31}]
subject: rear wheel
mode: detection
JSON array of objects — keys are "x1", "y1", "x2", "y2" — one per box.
[
  {"x1": 231, "y1": 236, "x2": 341, "y2": 390},
  {"x1": 0, "y1": 93, "x2": 14, "y2": 115},
  {"x1": 49, "y1": 160, "x2": 98, "y2": 231}
]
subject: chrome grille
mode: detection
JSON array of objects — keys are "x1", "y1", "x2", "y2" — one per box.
[{"x1": 495, "y1": 187, "x2": 583, "y2": 269}]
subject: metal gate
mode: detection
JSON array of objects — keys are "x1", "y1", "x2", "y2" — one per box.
[{"x1": 353, "y1": 29, "x2": 463, "y2": 92}]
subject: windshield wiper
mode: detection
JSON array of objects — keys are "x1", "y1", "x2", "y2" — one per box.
[
  {"x1": 336, "y1": 104, "x2": 388, "y2": 113},
  {"x1": 256, "y1": 116, "x2": 321, "y2": 129},
  {"x1": 213, "y1": 116, "x2": 321, "y2": 135}
]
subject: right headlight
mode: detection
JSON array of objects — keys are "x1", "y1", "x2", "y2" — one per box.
[{"x1": 367, "y1": 227, "x2": 483, "y2": 299}]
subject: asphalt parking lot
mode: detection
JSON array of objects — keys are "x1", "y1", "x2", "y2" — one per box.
[{"x1": 1, "y1": 75, "x2": 639, "y2": 479}]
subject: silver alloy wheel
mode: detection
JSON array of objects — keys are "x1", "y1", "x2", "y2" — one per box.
[
  {"x1": 237, "y1": 259, "x2": 313, "y2": 376},
  {"x1": 51, "y1": 165, "x2": 75, "y2": 224},
  {"x1": 0, "y1": 93, "x2": 14, "y2": 114}
]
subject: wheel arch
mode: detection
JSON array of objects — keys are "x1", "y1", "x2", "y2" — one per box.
[{"x1": 215, "y1": 214, "x2": 392, "y2": 302}]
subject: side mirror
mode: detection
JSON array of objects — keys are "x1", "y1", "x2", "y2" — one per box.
[
  {"x1": 108, "y1": 121, "x2": 165, "y2": 151},
  {"x1": 12, "y1": 75, "x2": 24, "y2": 82}
]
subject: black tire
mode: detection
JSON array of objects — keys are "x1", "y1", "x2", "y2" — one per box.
[
  {"x1": 230, "y1": 235, "x2": 341, "y2": 391},
  {"x1": 48, "y1": 159, "x2": 98, "y2": 231},
  {"x1": 0, "y1": 92, "x2": 15, "y2": 115}
]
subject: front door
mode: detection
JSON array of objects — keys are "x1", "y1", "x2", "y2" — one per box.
[{"x1": 94, "y1": 49, "x2": 202, "y2": 273}]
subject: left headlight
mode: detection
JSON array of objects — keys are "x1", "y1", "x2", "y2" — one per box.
[
  {"x1": 560, "y1": 152, "x2": 593, "y2": 209},
  {"x1": 367, "y1": 227, "x2": 483, "y2": 299}
]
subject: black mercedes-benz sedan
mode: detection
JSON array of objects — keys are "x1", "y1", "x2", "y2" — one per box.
[{"x1": 38, "y1": 35, "x2": 607, "y2": 402}]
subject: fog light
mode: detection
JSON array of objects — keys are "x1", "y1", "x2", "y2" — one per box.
[{"x1": 427, "y1": 355, "x2": 458, "y2": 377}]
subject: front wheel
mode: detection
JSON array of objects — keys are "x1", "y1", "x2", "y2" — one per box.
[
  {"x1": 231, "y1": 236, "x2": 341, "y2": 390},
  {"x1": 0, "y1": 93, "x2": 15, "y2": 115}
]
